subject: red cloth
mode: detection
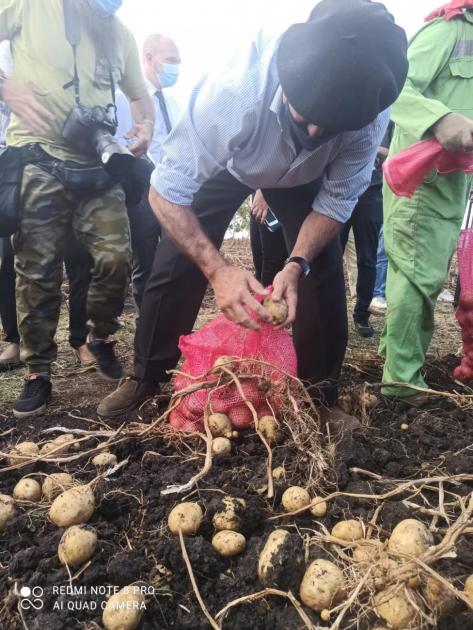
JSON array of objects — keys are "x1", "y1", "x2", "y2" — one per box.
[
  {"x1": 383, "y1": 138, "x2": 473, "y2": 198},
  {"x1": 426, "y1": 0, "x2": 473, "y2": 21}
]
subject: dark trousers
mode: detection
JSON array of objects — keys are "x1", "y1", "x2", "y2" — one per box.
[
  {"x1": 1, "y1": 195, "x2": 160, "y2": 350},
  {"x1": 249, "y1": 213, "x2": 288, "y2": 286},
  {"x1": 0, "y1": 237, "x2": 19, "y2": 344},
  {"x1": 134, "y1": 170, "x2": 348, "y2": 406},
  {"x1": 340, "y1": 184, "x2": 383, "y2": 321}
]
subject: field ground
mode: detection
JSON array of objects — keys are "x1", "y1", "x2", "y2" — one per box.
[{"x1": 1, "y1": 239, "x2": 472, "y2": 630}]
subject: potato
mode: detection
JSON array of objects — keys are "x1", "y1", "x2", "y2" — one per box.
[
  {"x1": 42, "y1": 473, "x2": 75, "y2": 502},
  {"x1": 13, "y1": 478, "x2": 42, "y2": 502},
  {"x1": 465, "y1": 575, "x2": 473, "y2": 604},
  {"x1": 58, "y1": 525, "x2": 97, "y2": 567},
  {"x1": 40, "y1": 434, "x2": 75, "y2": 456},
  {"x1": 49, "y1": 484, "x2": 95, "y2": 527},
  {"x1": 102, "y1": 585, "x2": 146, "y2": 630},
  {"x1": 0, "y1": 494, "x2": 16, "y2": 531},
  {"x1": 212, "y1": 437, "x2": 232, "y2": 456},
  {"x1": 332, "y1": 519, "x2": 364, "y2": 542},
  {"x1": 320, "y1": 610, "x2": 331, "y2": 622},
  {"x1": 213, "y1": 496, "x2": 246, "y2": 532},
  {"x1": 272, "y1": 466, "x2": 285, "y2": 480},
  {"x1": 8, "y1": 441, "x2": 39, "y2": 466},
  {"x1": 168, "y1": 502, "x2": 203, "y2": 535},
  {"x1": 208, "y1": 413, "x2": 232, "y2": 437},
  {"x1": 212, "y1": 530, "x2": 246, "y2": 557},
  {"x1": 92, "y1": 452, "x2": 118, "y2": 467},
  {"x1": 423, "y1": 576, "x2": 455, "y2": 615},
  {"x1": 374, "y1": 587, "x2": 419, "y2": 629},
  {"x1": 281, "y1": 486, "x2": 310, "y2": 512},
  {"x1": 263, "y1": 296, "x2": 288, "y2": 325},
  {"x1": 309, "y1": 496, "x2": 328, "y2": 518},
  {"x1": 388, "y1": 519, "x2": 434, "y2": 558},
  {"x1": 299, "y1": 559, "x2": 345, "y2": 612},
  {"x1": 258, "y1": 416, "x2": 281, "y2": 444},
  {"x1": 360, "y1": 392, "x2": 378, "y2": 409},
  {"x1": 258, "y1": 529, "x2": 304, "y2": 588},
  {"x1": 352, "y1": 542, "x2": 382, "y2": 564}
]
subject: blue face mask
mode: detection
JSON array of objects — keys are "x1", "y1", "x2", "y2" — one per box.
[
  {"x1": 158, "y1": 63, "x2": 180, "y2": 89},
  {"x1": 89, "y1": 0, "x2": 123, "y2": 16}
]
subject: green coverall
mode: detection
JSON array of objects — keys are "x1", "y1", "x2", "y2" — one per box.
[{"x1": 380, "y1": 12, "x2": 473, "y2": 397}]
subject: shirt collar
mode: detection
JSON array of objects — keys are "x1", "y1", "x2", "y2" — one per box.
[{"x1": 145, "y1": 78, "x2": 160, "y2": 96}]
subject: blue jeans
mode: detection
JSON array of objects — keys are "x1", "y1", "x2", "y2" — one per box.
[{"x1": 373, "y1": 227, "x2": 388, "y2": 298}]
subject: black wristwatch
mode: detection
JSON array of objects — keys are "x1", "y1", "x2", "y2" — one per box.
[{"x1": 284, "y1": 256, "x2": 311, "y2": 277}]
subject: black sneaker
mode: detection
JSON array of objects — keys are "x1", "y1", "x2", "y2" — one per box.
[
  {"x1": 86, "y1": 339, "x2": 123, "y2": 381},
  {"x1": 354, "y1": 319, "x2": 374, "y2": 338},
  {"x1": 13, "y1": 375, "x2": 52, "y2": 418}
]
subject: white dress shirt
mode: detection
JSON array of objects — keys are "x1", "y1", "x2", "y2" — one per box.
[{"x1": 115, "y1": 78, "x2": 181, "y2": 165}]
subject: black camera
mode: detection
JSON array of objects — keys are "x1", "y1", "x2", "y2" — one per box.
[{"x1": 62, "y1": 103, "x2": 135, "y2": 181}]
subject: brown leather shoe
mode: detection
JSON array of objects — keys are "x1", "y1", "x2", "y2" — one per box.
[
  {"x1": 0, "y1": 342, "x2": 23, "y2": 372},
  {"x1": 320, "y1": 405, "x2": 361, "y2": 436},
  {"x1": 97, "y1": 377, "x2": 159, "y2": 417}
]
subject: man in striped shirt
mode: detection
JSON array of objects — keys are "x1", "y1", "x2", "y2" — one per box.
[{"x1": 98, "y1": 0, "x2": 408, "y2": 427}]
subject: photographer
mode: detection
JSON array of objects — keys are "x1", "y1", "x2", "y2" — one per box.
[{"x1": 0, "y1": 0, "x2": 154, "y2": 418}]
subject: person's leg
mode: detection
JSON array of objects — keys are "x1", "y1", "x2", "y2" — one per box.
[
  {"x1": 64, "y1": 232, "x2": 92, "y2": 350},
  {"x1": 0, "y1": 237, "x2": 22, "y2": 369},
  {"x1": 249, "y1": 213, "x2": 263, "y2": 283},
  {"x1": 74, "y1": 184, "x2": 131, "y2": 381},
  {"x1": 97, "y1": 170, "x2": 251, "y2": 416},
  {"x1": 258, "y1": 221, "x2": 289, "y2": 287},
  {"x1": 380, "y1": 173, "x2": 469, "y2": 399},
  {"x1": 373, "y1": 226, "x2": 387, "y2": 299},
  {"x1": 351, "y1": 185, "x2": 383, "y2": 334},
  {"x1": 12, "y1": 165, "x2": 72, "y2": 415},
  {"x1": 128, "y1": 192, "x2": 161, "y2": 312},
  {"x1": 262, "y1": 182, "x2": 348, "y2": 407}
]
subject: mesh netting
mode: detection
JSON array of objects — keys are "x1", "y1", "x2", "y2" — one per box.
[{"x1": 169, "y1": 315, "x2": 297, "y2": 432}]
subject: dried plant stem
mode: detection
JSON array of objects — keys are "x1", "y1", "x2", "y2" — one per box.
[
  {"x1": 222, "y1": 367, "x2": 274, "y2": 498},
  {"x1": 178, "y1": 529, "x2": 220, "y2": 630},
  {"x1": 161, "y1": 410, "x2": 214, "y2": 495},
  {"x1": 216, "y1": 588, "x2": 314, "y2": 629}
]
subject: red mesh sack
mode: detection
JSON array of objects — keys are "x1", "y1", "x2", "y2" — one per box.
[
  {"x1": 384, "y1": 139, "x2": 473, "y2": 198},
  {"x1": 453, "y1": 220, "x2": 473, "y2": 383},
  {"x1": 169, "y1": 314, "x2": 297, "y2": 432}
]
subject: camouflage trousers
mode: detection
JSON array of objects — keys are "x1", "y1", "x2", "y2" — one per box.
[{"x1": 13, "y1": 164, "x2": 131, "y2": 372}]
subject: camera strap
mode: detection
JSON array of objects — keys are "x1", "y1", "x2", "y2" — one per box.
[{"x1": 62, "y1": 0, "x2": 117, "y2": 121}]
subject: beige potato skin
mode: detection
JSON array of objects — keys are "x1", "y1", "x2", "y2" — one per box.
[
  {"x1": 13, "y1": 478, "x2": 42, "y2": 502},
  {"x1": 49, "y1": 485, "x2": 95, "y2": 527},
  {"x1": 212, "y1": 531, "x2": 246, "y2": 557},
  {"x1": 465, "y1": 575, "x2": 473, "y2": 604},
  {"x1": 423, "y1": 576, "x2": 455, "y2": 615},
  {"x1": 58, "y1": 525, "x2": 97, "y2": 567},
  {"x1": 258, "y1": 416, "x2": 281, "y2": 444},
  {"x1": 168, "y1": 502, "x2": 203, "y2": 535},
  {"x1": 9, "y1": 442, "x2": 39, "y2": 466},
  {"x1": 299, "y1": 559, "x2": 345, "y2": 612},
  {"x1": 374, "y1": 587, "x2": 418, "y2": 629},
  {"x1": 388, "y1": 519, "x2": 434, "y2": 558},
  {"x1": 212, "y1": 437, "x2": 232, "y2": 456},
  {"x1": 331, "y1": 520, "x2": 364, "y2": 542},
  {"x1": 281, "y1": 486, "x2": 310, "y2": 512},
  {"x1": 258, "y1": 529, "x2": 290, "y2": 585},
  {"x1": 309, "y1": 497, "x2": 328, "y2": 518},
  {"x1": 0, "y1": 494, "x2": 16, "y2": 531},
  {"x1": 102, "y1": 586, "x2": 145, "y2": 630},
  {"x1": 92, "y1": 452, "x2": 118, "y2": 467},
  {"x1": 263, "y1": 296, "x2": 288, "y2": 325},
  {"x1": 212, "y1": 497, "x2": 246, "y2": 532},
  {"x1": 208, "y1": 413, "x2": 232, "y2": 437},
  {"x1": 42, "y1": 473, "x2": 75, "y2": 502}
]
